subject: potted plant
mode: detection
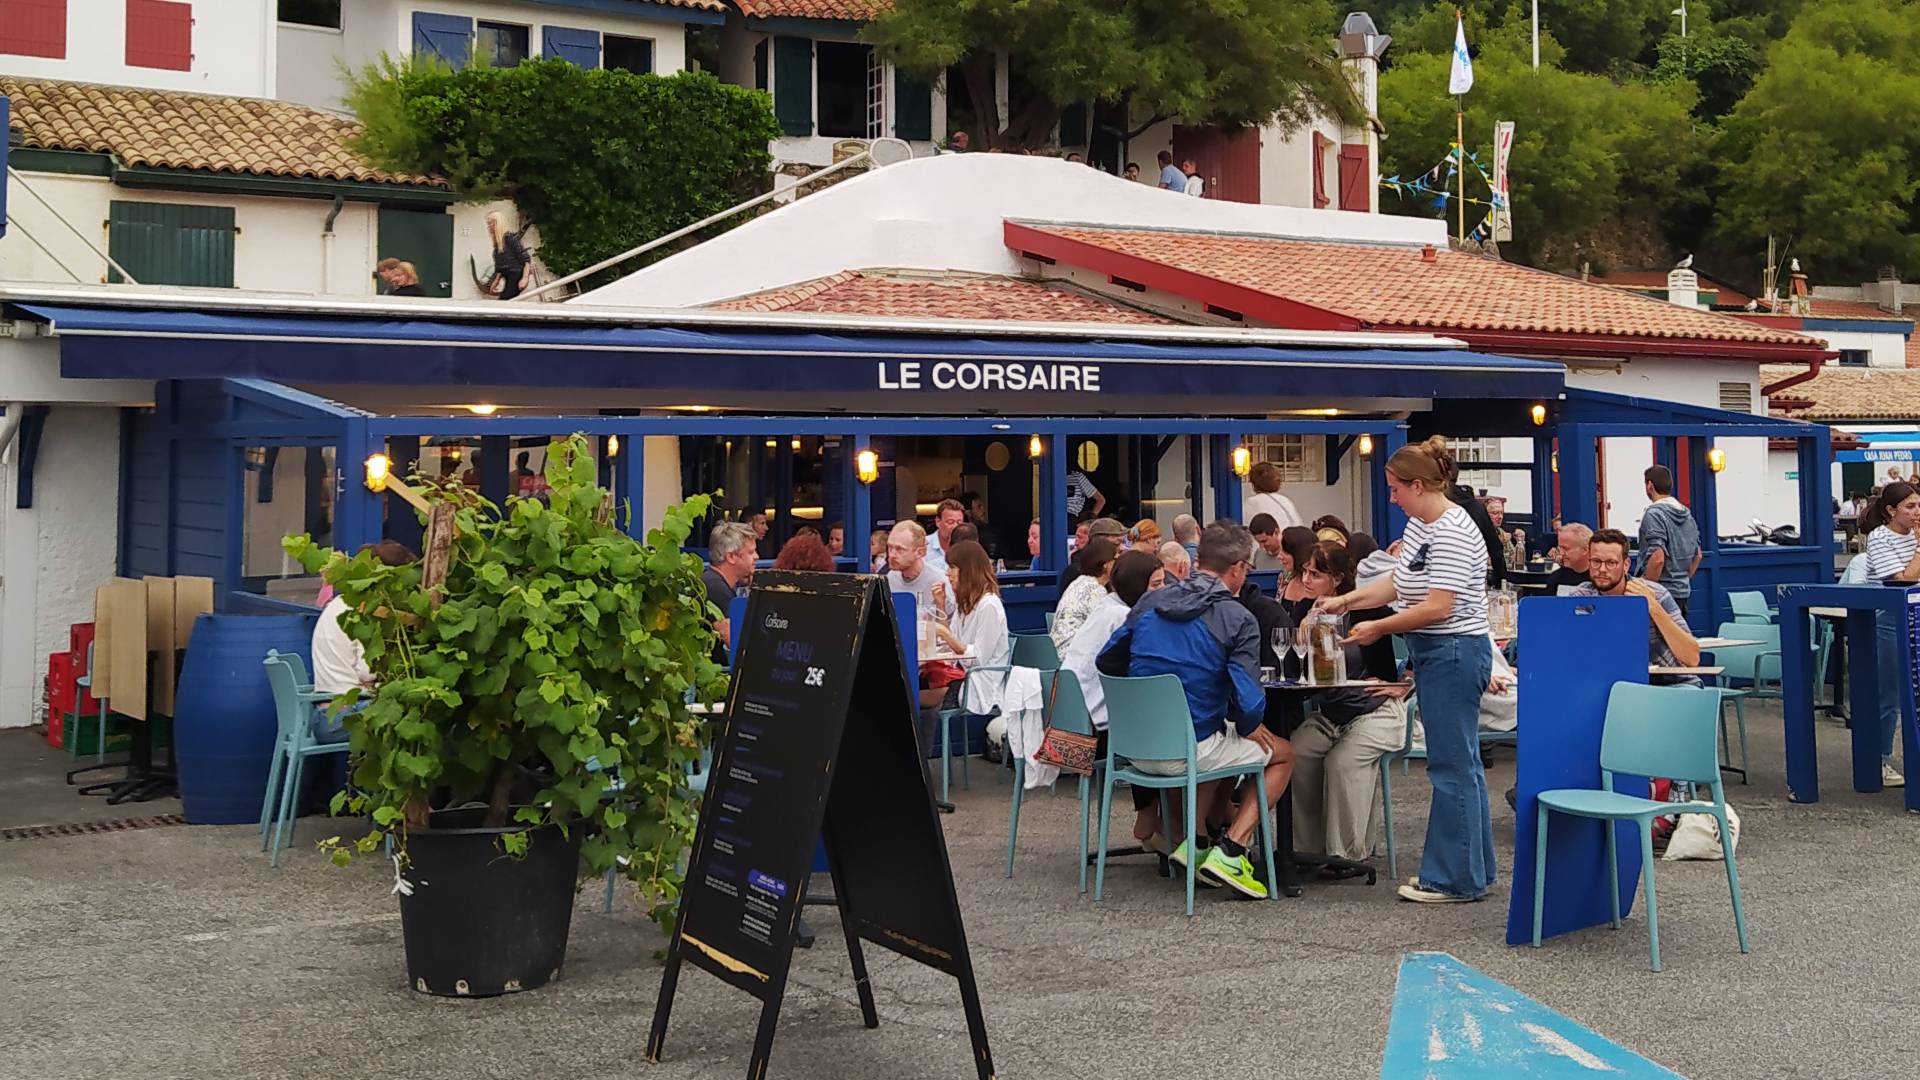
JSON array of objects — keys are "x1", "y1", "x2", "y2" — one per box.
[{"x1": 285, "y1": 434, "x2": 723, "y2": 997}]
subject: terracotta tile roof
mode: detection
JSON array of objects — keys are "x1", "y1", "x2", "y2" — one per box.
[
  {"x1": 1761, "y1": 364, "x2": 1920, "y2": 422},
  {"x1": 730, "y1": 0, "x2": 891, "y2": 20},
  {"x1": 1588, "y1": 269, "x2": 1754, "y2": 307},
  {"x1": 1803, "y1": 297, "x2": 1914, "y2": 322},
  {"x1": 1011, "y1": 224, "x2": 1822, "y2": 354},
  {"x1": 1, "y1": 76, "x2": 443, "y2": 187},
  {"x1": 708, "y1": 270, "x2": 1177, "y2": 323}
]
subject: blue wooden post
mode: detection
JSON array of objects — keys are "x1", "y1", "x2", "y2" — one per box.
[
  {"x1": 386, "y1": 435, "x2": 424, "y2": 556},
  {"x1": 1040, "y1": 433, "x2": 1067, "y2": 573},
  {"x1": 1687, "y1": 436, "x2": 1720, "y2": 630},
  {"x1": 1557, "y1": 424, "x2": 1600, "y2": 531},
  {"x1": 335, "y1": 419, "x2": 383, "y2": 553},
  {"x1": 1208, "y1": 433, "x2": 1240, "y2": 523},
  {"x1": 1802, "y1": 427, "x2": 1835, "y2": 582},
  {"x1": 1376, "y1": 425, "x2": 1409, "y2": 542},
  {"x1": 1531, "y1": 433, "x2": 1556, "y2": 548},
  {"x1": 620, "y1": 430, "x2": 646, "y2": 541},
  {"x1": 846, "y1": 434, "x2": 871, "y2": 571}
]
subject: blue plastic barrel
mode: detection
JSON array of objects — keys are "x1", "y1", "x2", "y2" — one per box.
[{"x1": 173, "y1": 612, "x2": 317, "y2": 825}]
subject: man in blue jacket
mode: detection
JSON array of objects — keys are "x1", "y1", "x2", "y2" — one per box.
[{"x1": 1099, "y1": 521, "x2": 1293, "y2": 898}]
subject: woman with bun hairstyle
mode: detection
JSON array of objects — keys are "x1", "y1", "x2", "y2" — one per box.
[{"x1": 1316, "y1": 436, "x2": 1494, "y2": 903}]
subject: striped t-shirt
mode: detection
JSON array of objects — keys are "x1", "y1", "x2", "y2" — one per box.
[
  {"x1": 1393, "y1": 504, "x2": 1490, "y2": 635},
  {"x1": 1865, "y1": 525, "x2": 1919, "y2": 582}
]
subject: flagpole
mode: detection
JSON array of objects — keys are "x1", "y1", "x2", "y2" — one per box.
[{"x1": 1456, "y1": 101, "x2": 1466, "y2": 244}]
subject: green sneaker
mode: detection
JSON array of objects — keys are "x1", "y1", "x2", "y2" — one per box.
[
  {"x1": 1200, "y1": 846, "x2": 1269, "y2": 900},
  {"x1": 1169, "y1": 841, "x2": 1220, "y2": 886}
]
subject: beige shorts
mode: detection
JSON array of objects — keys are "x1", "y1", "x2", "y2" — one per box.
[{"x1": 1133, "y1": 728, "x2": 1271, "y2": 776}]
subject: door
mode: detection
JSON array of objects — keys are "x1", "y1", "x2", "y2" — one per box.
[
  {"x1": 1170, "y1": 125, "x2": 1261, "y2": 204},
  {"x1": 376, "y1": 208, "x2": 454, "y2": 298}
]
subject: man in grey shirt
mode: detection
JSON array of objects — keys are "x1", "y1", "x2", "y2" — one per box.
[
  {"x1": 886, "y1": 521, "x2": 952, "y2": 621},
  {"x1": 1637, "y1": 465, "x2": 1702, "y2": 615}
]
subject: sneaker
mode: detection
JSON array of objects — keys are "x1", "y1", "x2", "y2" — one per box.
[
  {"x1": 1169, "y1": 841, "x2": 1220, "y2": 887},
  {"x1": 1138, "y1": 832, "x2": 1170, "y2": 857},
  {"x1": 1200, "y1": 846, "x2": 1269, "y2": 900},
  {"x1": 1397, "y1": 883, "x2": 1481, "y2": 904},
  {"x1": 1885, "y1": 763, "x2": 1906, "y2": 788}
]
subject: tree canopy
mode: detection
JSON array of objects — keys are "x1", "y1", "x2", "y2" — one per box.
[{"x1": 867, "y1": 0, "x2": 1360, "y2": 150}]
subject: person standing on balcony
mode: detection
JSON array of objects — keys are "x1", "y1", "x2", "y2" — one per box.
[{"x1": 486, "y1": 211, "x2": 534, "y2": 300}]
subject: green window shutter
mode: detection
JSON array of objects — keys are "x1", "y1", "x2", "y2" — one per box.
[
  {"x1": 772, "y1": 36, "x2": 813, "y2": 137},
  {"x1": 107, "y1": 201, "x2": 235, "y2": 287},
  {"x1": 894, "y1": 69, "x2": 932, "y2": 142}
]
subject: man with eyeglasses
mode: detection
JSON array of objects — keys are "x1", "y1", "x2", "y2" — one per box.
[{"x1": 1571, "y1": 528, "x2": 1702, "y2": 687}]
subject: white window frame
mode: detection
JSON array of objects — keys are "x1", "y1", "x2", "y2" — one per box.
[{"x1": 1247, "y1": 434, "x2": 1320, "y2": 483}]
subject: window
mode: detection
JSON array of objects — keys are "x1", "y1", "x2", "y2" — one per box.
[
  {"x1": 242, "y1": 446, "x2": 335, "y2": 584},
  {"x1": 476, "y1": 20, "x2": 529, "y2": 67},
  {"x1": 277, "y1": 0, "x2": 339, "y2": 29},
  {"x1": 1838, "y1": 349, "x2": 1871, "y2": 368},
  {"x1": 1247, "y1": 435, "x2": 1320, "y2": 483},
  {"x1": 108, "y1": 201, "x2": 236, "y2": 287},
  {"x1": 816, "y1": 40, "x2": 873, "y2": 138},
  {"x1": 1718, "y1": 381, "x2": 1756, "y2": 412},
  {"x1": 1453, "y1": 437, "x2": 1499, "y2": 489},
  {"x1": 126, "y1": 0, "x2": 191, "y2": 71},
  {"x1": 1, "y1": 0, "x2": 66, "y2": 58},
  {"x1": 604, "y1": 33, "x2": 653, "y2": 74}
]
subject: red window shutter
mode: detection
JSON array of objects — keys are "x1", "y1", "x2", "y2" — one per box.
[
  {"x1": 1, "y1": 0, "x2": 68, "y2": 59},
  {"x1": 1311, "y1": 132, "x2": 1330, "y2": 209},
  {"x1": 1338, "y1": 144, "x2": 1371, "y2": 212},
  {"x1": 126, "y1": 0, "x2": 191, "y2": 71}
]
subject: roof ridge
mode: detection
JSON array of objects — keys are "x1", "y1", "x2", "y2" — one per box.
[
  {"x1": 0, "y1": 72, "x2": 349, "y2": 116},
  {"x1": 1011, "y1": 218, "x2": 1430, "y2": 252}
]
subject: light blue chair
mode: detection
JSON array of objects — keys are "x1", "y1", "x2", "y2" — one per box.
[
  {"x1": 990, "y1": 634, "x2": 1066, "y2": 787},
  {"x1": 603, "y1": 740, "x2": 713, "y2": 913},
  {"x1": 1005, "y1": 668, "x2": 1097, "y2": 889},
  {"x1": 260, "y1": 651, "x2": 350, "y2": 866},
  {"x1": 1530, "y1": 681, "x2": 1750, "y2": 972},
  {"x1": 1728, "y1": 591, "x2": 1775, "y2": 625},
  {"x1": 72, "y1": 642, "x2": 109, "y2": 765},
  {"x1": 1095, "y1": 674, "x2": 1278, "y2": 916},
  {"x1": 1706, "y1": 621, "x2": 1782, "y2": 783},
  {"x1": 1377, "y1": 691, "x2": 1516, "y2": 880},
  {"x1": 938, "y1": 660, "x2": 1018, "y2": 800}
]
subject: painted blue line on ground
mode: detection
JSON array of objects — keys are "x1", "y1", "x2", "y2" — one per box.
[{"x1": 1381, "y1": 952, "x2": 1685, "y2": 1078}]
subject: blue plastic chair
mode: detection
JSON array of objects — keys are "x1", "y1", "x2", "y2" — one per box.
[
  {"x1": 1005, "y1": 668, "x2": 1097, "y2": 890},
  {"x1": 1376, "y1": 691, "x2": 1515, "y2": 880},
  {"x1": 1094, "y1": 674, "x2": 1278, "y2": 916},
  {"x1": 1706, "y1": 621, "x2": 1783, "y2": 783},
  {"x1": 937, "y1": 660, "x2": 1016, "y2": 800},
  {"x1": 1010, "y1": 633, "x2": 1062, "y2": 671},
  {"x1": 603, "y1": 741, "x2": 713, "y2": 913},
  {"x1": 1728, "y1": 591, "x2": 1775, "y2": 625},
  {"x1": 72, "y1": 642, "x2": 109, "y2": 765},
  {"x1": 1531, "y1": 682, "x2": 1750, "y2": 972},
  {"x1": 260, "y1": 651, "x2": 350, "y2": 866}
]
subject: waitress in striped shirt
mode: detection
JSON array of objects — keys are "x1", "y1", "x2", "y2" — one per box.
[
  {"x1": 1317, "y1": 436, "x2": 1495, "y2": 903},
  {"x1": 1864, "y1": 482, "x2": 1920, "y2": 787}
]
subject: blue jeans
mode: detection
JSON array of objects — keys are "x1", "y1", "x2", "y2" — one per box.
[
  {"x1": 1408, "y1": 632, "x2": 1495, "y2": 898},
  {"x1": 1876, "y1": 612, "x2": 1905, "y2": 764},
  {"x1": 310, "y1": 699, "x2": 365, "y2": 745}
]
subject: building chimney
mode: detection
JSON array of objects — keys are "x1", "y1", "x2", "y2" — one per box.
[
  {"x1": 1666, "y1": 267, "x2": 1701, "y2": 309},
  {"x1": 1790, "y1": 266, "x2": 1811, "y2": 315},
  {"x1": 1875, "y1": 266, "x2": 1904, "y2": 316},
  {"x1": 1421, "y1": 244, "x2": 1437, "y2": 263}
]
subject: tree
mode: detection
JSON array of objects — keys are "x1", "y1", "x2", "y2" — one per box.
[
  {"x1": 1653, "y1": 27, "x2": 1763, "y2": 120},
  {"x1": 1711, "y1": 0, "x2": 1920, "y2": 279},
  {"x1": 866, "y1": 0, "x2": 1360, "y2": 151},
  {"x1": 1384, "y1": 0, "x2": 1676, "y2": 75},
  {"x1": 1378, "y1": 23, "x2": 1700, "y2": 267},
  {"x1": 346, "y1": 57, "x2": 780, "y2": 283}
]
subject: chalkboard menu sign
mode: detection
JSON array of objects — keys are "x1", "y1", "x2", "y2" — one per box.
[{"x1": 647, "y1": 572, "x2": 993, "y2": 1080}]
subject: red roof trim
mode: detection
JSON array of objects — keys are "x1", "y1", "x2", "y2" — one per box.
[
  {"x1": 1393, "y1": 326, "x2": 1834, "y2": 364},
  {"x1": 1003, "y1": 220, "x2": 1362, "y2": 333}
]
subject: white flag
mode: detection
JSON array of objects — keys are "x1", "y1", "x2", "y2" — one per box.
[{"x1": 1449, "y1": 14, "x2": 1474, "y2": 95}]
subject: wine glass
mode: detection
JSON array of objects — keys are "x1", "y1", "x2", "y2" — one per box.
[
  {"x1": 1294, "y1": 624, "x2": 1314, "y2": 684},
  {"x1": 1271, "y1": 628, "x2": 1291, "y2": 681}
]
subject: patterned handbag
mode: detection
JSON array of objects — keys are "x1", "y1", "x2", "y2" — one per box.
[{"x1": 1032, "y1": 673, "x2": 1099, "y2": 776}]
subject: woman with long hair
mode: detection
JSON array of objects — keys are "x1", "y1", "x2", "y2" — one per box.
[
  {"x1": 1318, "y1": 436, "x2": 1493, "y2": 903},
  {"x1": 1276, "y1": 526, "x2": 1319, "y2": 613},
  {"x1": 486, "y1": 211, "x2": 534, "y2": 300},
  {"x1": 771, "y1": 531, "x2": 836, "y2": 572},
  {"x1": 931, "y1": 541, "x2": 1011, "y2": 718},
  {"x1": 1864, "y1": 481, "x2": 1920, "y2": 785},
  {"x1": 1289, "y1": 542, "x2": 1408, "y2": 874},
  {"x1": 1050, "y1": 537, "x2": 1119, "y2": 650}
]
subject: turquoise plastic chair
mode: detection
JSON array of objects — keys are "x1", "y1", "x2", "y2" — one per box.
[
  {"x1": 72, "y1": 642, "x2": 109, "y2": 765},
  {"x1": 937, "y1": 660, "x2": 1018, "y2": 800},
  {"x1": 1728, "y1": 591, "x2": 1775, "y2": 625},
  {"x1": 1376, "y1": 691, "x2": 1515, "y2": 880},
  {"x1": 1094, "y1": 674, "x2": 1278, "y2": 916},
  {"x1": 1705, "y1": 621, "x2": 1783, "y2": 783},
  {"x1": 1531, "y1": 681, "x2": 1750, "y2": 972},
  {"x1": 604, "y1": 740, "x2": 713, "y2": 913},
  {"x1": 1010, "y1": 633, "x2": 1061, "y2": 671},
  {"x1": 260, "y1": 651, "x2": 350, "y2": 866},
  {"x1": 1005, "y1": 669, "x2": 1097, "y2": 889}
]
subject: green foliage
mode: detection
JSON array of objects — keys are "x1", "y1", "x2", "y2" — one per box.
[
  {"x1": 1379, "y1": 30, "x2": 1699, "y2": 267},
  {"x1": 1382, "y1": 0, "x2": 1673, "y2": 73},
  {"x1": 1711, "y1": 0, "x2": 1920, "y2": 279},
  {"x1": 286, "y1": 436, "x2": 726, "y2": 933},
  {"x1": 1653, "y1": 29, "x2": 1763, "y2": 119},
  {"x1": 344, "y1": 57, "x2": 781, "y2": 283},
  {"x1": 867, "y1": 0, "x2": 1360, "y2": 149}
]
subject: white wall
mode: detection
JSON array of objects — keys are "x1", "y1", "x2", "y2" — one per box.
[
  {"x1": 0, "y1": 406, "x2": 121, "y2": 729},
  {"x1": 0, "y1": 169, "x2": 508, "y2": 301},
  {"x1": 0, "y1": 0, "x2": 276, "y2": 97},
  {"x1": 582, "y1": 153, "x2": 1447, "y2": 308},
  {"x1": 1807, "y1": 326, "x2": 1909, "y2": 370},
  {"x1": 1260, "y1": 116, "x2": 1345, "y2": 210},
  {"x1": 279, "y1": 0, "x2": 694, "y2": 111}
]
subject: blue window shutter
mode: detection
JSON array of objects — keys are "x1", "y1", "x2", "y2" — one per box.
[
  {"x1": 772, "y1": 36, "x2": 812, "y2": 137},
  {"x1": 543, "y1": 25, "x2": 599, "y2": 68},
  {"x1": 412, "y1": 12, "x2": 471, "y2": 67},
  {"x1": 894, "y1": 69, "x2": 931, "y2": 141}
]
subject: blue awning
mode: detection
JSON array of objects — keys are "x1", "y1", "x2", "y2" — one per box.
[{"x1": 16, "y1": 304, "x2": 1564, "y2": 405}]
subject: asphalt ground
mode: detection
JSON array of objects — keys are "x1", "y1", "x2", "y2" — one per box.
[{"x1": 3, "y1": 703, "x2": 1916, "y2": 1080}]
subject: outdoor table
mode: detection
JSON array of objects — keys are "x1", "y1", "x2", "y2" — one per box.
[
  {"x1": 1257, "y1": 679, "x2": 1389, "y2": 890},
  {"x1": 1696, "y1": 637, "x2": 1765, "y2": 650},
  {"x1": 1651, "y1": 665, "x2": 1723, "y2": 677},
  {"x1": 1778, "y1": 584, "x2": 1920, "y2": 811}
]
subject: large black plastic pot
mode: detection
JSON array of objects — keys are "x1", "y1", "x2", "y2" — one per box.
[{"x1": 397, "y1": 807, "x2": 584, "y2": 997}]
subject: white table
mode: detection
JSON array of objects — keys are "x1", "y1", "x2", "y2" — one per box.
[
  {"x1": 1651, "y1": 665, "x2": 1724, "y2": 678},
  {"x1": 1697, "y1": 637, "x2": 1765, "y2": 650}
]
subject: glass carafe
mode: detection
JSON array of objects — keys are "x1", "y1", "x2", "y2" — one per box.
[
  {"x1": 1302, "y1": 611, "x2": 1348, "y2": 686},
  {"x1": 1487, "y1": 586, "x2": 1519, "y2": 639}
]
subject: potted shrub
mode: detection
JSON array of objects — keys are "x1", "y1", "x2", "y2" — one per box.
[{"x1": 285, "y1": 434, "x2": 723, "y2": 996}]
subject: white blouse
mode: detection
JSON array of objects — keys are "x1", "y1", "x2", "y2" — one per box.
[{"x1": 951, "y1": 593, "x2": 1011, "y2": 715}]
